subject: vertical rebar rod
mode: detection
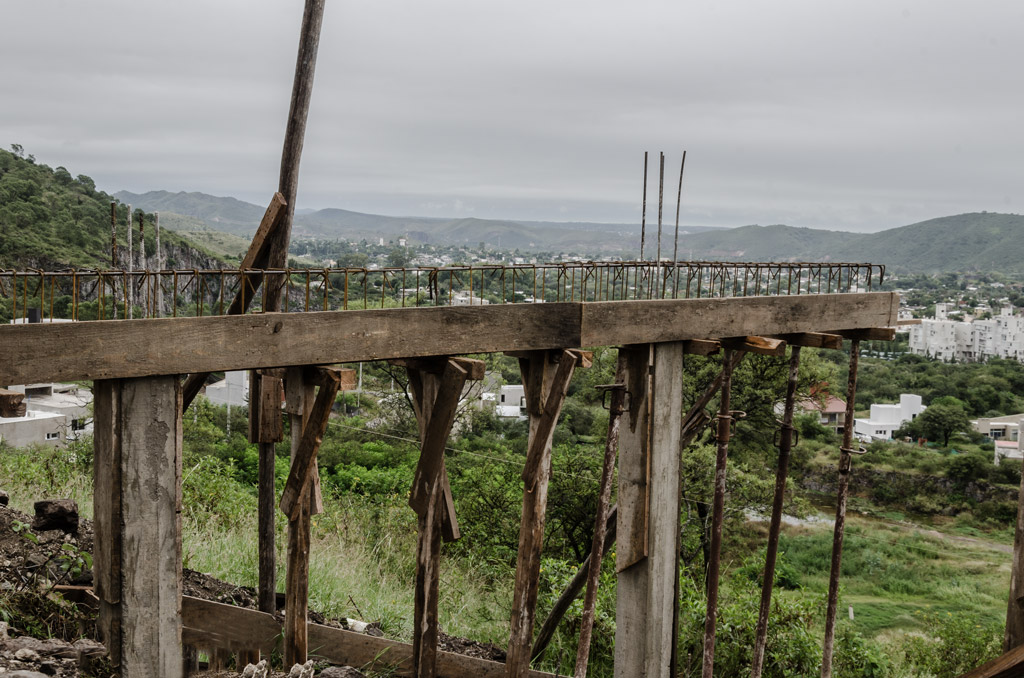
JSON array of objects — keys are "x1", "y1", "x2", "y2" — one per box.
[
  {"x1": 640, "y1": 152, "x2": 648, "y2": 261},
  {"x1": 702, "y1": 348, "x2": 735, "y2": 678},
  {"x1": 751, "y1": 345, "x2": 802, "y2": 678},
  {"x1": 155, "y1": 212, "x2": 163, "y2": 317},
  {"x1": 821, "y1": 339, "x2": 861, "y2": 678},
  {"x1": 126, "y1": 206, "x2": 133, "y2": 319},
  {"x1": 110, "y1": 202, "x2": 117, "y2": 267},
  {"x1": 655, "y1": 151, "x2": 665, "y2": 298},
  {"x1": 671, "y1": 151, "x2": 687, "y2": 298}
]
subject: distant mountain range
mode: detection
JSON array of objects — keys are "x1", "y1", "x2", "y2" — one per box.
[
  {"x1": 114, "y1": 190, "x2": 720, "y2": 255},
  {"x1": 115, "y1": 190, "x2": 1024, "y2": 274}
]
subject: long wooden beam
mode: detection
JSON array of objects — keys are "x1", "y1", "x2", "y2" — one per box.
[
  {"x1": 181, "y1": 596, "x2": 559, "y2": 678},
  {"x1": 0, "y1": 293, "x2": 897, "y2": 384}
]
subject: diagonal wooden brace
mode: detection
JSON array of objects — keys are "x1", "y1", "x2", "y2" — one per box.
[
  {"x1": 279, "y1": 367, "x2": 344, "y2": 521},
  {"x1": 181, "y1": 193, "x2": 287, "y2": 411}
]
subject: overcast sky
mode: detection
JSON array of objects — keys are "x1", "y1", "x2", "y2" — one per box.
[{"x1": 2, "y1": 1, "x2": 1022, "y2": 232}]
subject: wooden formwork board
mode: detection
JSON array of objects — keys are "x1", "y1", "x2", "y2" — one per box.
[{"x1": 0, "y1": 293, "x2": 896, "y2": 384}]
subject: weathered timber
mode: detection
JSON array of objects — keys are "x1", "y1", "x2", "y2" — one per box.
[
  {"x1": 279, "y1": 368, "x2": 344, "y2": 519},
  {"x1": 616, "y1": 345, "x2": 652, "y2": 573},
  {"x1": 962, "y1": 642, "x2": 1024, "y2": 678},
  {"x1": 284, "y1": 368, "x2": 315, "y2": 666},
  {"x1": 181, "y1": 193, "x2": 287, "y2": 409},
  {"x1": 92, "y1": 381, "x2": 122, "y2": 666},
  {"x1": 646, "y1": 342, "x2": 684, "y2": 678},
  {"x1": 683, "y1": 339, "x2": 720, "y2": 356},
  {"x1": 1007, "y1": 441, "x2": 1024, "y2": 651},
  {"x1": 771, "y1": 332, "x2": 844, "y2": 350},
  {"x1": 506, "y1": 349, "x2": 584, "y2": 678},
  {"x1": 181, "y1": 596, "x2": 560, "y2": 678},
  {"x1": 406, "y1": 359, "x2": 472, "y2": 678},
  {"x1": 615, "y1": 343, "x2": 685, "y2": 678},
  {"x1": 0, "y1": 388, "x2": 26, "y2": 418},
  {"x1": 94, "y1": 377, "x2": 183, "y2": 678},
  {"x1": 0, "y1": 294, "x2": 898, "y2": 385},
  {"x1": 575, "y1": 374, "x2": 627, "y2": 678},
  {"x1": 720, "y1": 335, "x2": 786, "y2": 356},
  {"x1": 249, "y1": 372, "x2": 284, "y2": 444},
  {"x1": 751, "y1": 346, "x2": 802, "y2": 678},
  {"x1": 822, "y1": 340, "x2": 862, "y2": 678},
  {"x1": 581, "y1": 293, "x2": 897, "y2": 346}
]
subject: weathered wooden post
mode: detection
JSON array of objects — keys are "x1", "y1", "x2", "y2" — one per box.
[
  {"x1": 1007, "y1": 455, "x2": 1024, "y2": 651},
  {"x1": 93, "y1": 376, "x2": 183, "y2": 678},
  {"x1": 506, "y1": 348, "x2": 591, "y2": 678},
  {"x1": 614, "y1": 342, "x2": 684, "y2": 678}
]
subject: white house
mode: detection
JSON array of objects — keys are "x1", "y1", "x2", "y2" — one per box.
[
  {"x1": 496, "y1": 384, "x2": 526, "y2": 419},
  {"x1": 854, "y1": 394, "x2": 925, "y2": 442},
  {"x1": 0, "y1": 409, "x2": 68, "y2": 448},
  {"x1": 204, "y1": 371, "x2": 249, "y2": 408}
]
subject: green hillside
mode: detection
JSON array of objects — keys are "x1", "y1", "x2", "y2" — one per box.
[
  {"x1": 831, "y1": 212, "x2": 1024, "y2": 273},
  {"x1": 677, "y1": 223, "x2": 866, "y2": 261},
  {"x1": 0, "y1": 147, "x2": 220, "y2": 269},
  {"x1": 114, "y1": 189, "x2": 267, "y2": 236}
]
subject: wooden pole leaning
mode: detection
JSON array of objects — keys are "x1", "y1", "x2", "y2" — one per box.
[
  {"x1": 574, "y1": 361, "x2": 628, "y2": 678},
  {"x1": 505, "y1": 349, "x2": 591, "y2": 678},
  {"x1": 750, "y1": 345, "x2": 802, "y2": 678},
  {"x1": 399, "y1": 356, "x2": 484, "y2": 678},
  {"x1": 821, "y1": 339, "x2": 863, "y2": 678},
  {"x1": 701, "y1": 348, "x2": 740, "y2": 678}
]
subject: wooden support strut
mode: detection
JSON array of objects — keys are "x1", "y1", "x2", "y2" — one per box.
[
  {"x1": 180, "y1": 193, "x2": 287, "y2": 411},
  {"x1": 505, "y1": 349, "x2": 589, "y2": 678},
  {"x1": 279, "y1": 367, "x2": 344, "y2": 520},
  {"x1": 283, "y1": 367, "x2": 314, "y2": 667},
  {"x1": 535, "y1": 349, "x2": 745, "y2": 664},
  {"x1": 821, "y1": 339, "x2": 862, "y2": 678},
  {"x1": 0, "y1": 388, "x2": 26, "y2": 418},
  {"x1": 402, "y1": 357, "x2": 483, "y2": 678},
  {"x1": 750, "y1": 345, "x2": 803, "y2": 678}
]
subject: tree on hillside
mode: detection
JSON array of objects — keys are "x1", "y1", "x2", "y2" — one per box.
[{"x1": 901, "y1": 401, "x2": 971, "y2": 446}]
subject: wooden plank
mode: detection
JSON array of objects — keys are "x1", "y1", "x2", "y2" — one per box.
[
  {"x1": 962, "y1": 642, "x2": 1024, "y2": 678},
  {"x1": 0, "y1": 388, "x2": 26, "y2": 418},
  {"x1": 279, "y1": 369, "x2": 343, "y2": 519},
  {"x1": 284, "y1": 369, "x2": 315, "y2": 667},
  {"x1": 120, "y1": 376, "x2": 183, "y2": 678},
  {"x1": 772, "y1": 332, "x2": 844, "y2": 350},
  {"x1": 92, "y1": 380, "x2": 122, "y2": 667},
  {"x1": 506, "y1": 349, "x2": 582, "y2": 678},
  {"x1": 683, "y1": 339, "x2": 720, "y2": 356},
  {"x1": 614, "y1": 344, "x2": 652, "y2": 677},
  {"x1": 581, "y1": 292, "x2": 898, "y2": 346},
  {"x1": 830, "y1": 327, "x2": 897, "y2": 341},
  {"x1": 179, "y1": 596, "x2": 560, "y2": 678},
  {"x1": 644, "y1": 342, "x2": 684, "y2": 678},
  {"x1": 720, "y1": 335, "x2": 786, "y2": 356},
  {"x1": 616, "y1": 345, "x2": 652, "y2": 572},
  {"x1": 0, "y1": 294, "x2": 897, "y2": 385}
]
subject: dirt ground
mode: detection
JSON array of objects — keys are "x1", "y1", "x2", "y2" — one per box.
[{"x1": 0, "y1": 502, "x2": 507, "y2": 676}]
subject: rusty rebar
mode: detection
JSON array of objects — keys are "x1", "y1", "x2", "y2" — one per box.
[
  {"x1": 640, "y1": 152, "x2": 648, "y2": 261},
  {"x1": 751, "y1": 345, "x2": 802, "y2": 678},
  {"x1": 821, "y1": 339, "x2": 861, "y2": 678},
  {"x1": 702, "y1": 348, "x2": 736, "y2": 678}
]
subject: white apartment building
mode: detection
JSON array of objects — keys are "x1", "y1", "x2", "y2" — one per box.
[{"x1": 908, "y1": 304, "x2": 1024, "y2": 363}]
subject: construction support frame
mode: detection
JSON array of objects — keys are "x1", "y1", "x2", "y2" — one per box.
[{"x1": 0, "y1": 291, "x2": 899, "y2": 678}]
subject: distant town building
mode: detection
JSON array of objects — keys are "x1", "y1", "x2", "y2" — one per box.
[
  {"x1": 497, "y1": 384, "x2": 526, "y2": 419},
  {"x1": 854, "y1": 394, "x2": 925, "y2": 442},
  {"x1": 204, "y1": 371, "x2": 249, "y2": 408},
  {"x1": 909, "y1": 304, "x2": 1024, "y2": 362},
  {"x1": 795, "y1": 395, "x2": 848, "y2": 435}
]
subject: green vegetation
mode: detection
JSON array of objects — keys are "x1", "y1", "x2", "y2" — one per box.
[
  {"x1": 0, "y1": 146, "x2": 218, "y2": 270},
  {"x1": 2, "y1": 345, "x2": 1017, "y2": 676}
]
